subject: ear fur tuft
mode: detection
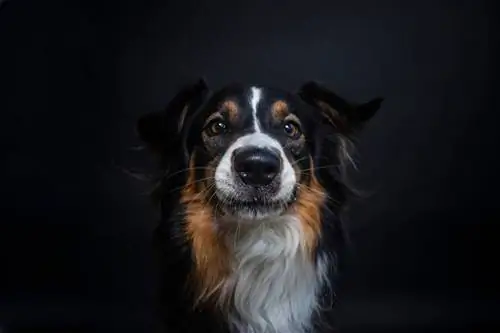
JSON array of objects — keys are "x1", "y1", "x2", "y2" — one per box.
[{"x1": 298, "y1": 81, "x2": 383, "y2": 131}]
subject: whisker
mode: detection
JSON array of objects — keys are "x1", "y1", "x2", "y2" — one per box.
[
  {"x1": 181, "y1": 181, "x2": 216, "y2": 206},
  {"x1": 191, "y1": 182, "x2": 216, "y2": 202},
  {"x1": 205, "y1": 184, "x2": 219, "y2": 204},
  {"x1": 290, "y1": 156, "x2": 310, "y2": 166},
  {"x1": 166, "y1": 176, "x2": 216, "y2": 194},
  {"x1": 299, "y1": 164, "x2": 341, "y2": 173},
  {"x1": 163, "y1": 166, "x2": 215, "y2": 180}
]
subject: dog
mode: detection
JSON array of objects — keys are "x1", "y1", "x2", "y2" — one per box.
[{"x1": 136, "y1": 79, "x2": 382, "y2": 333}]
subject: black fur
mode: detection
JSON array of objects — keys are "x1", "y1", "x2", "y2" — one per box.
[{"x1": 137, "y1": 80, "x2": 382, "y2": 333}]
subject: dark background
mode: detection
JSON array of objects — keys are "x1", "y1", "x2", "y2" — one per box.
[{"x1": 1, "y1": 0, "x2": 499, "y2": 332}]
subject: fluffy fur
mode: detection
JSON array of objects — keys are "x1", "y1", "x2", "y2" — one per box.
[{"x1": 137, "y1": 79, "x2": 382, "y2": 333}]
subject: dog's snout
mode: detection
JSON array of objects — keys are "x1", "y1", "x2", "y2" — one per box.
[{"x1": 232, "y1": 147, "x2": 281, "y2": 186}]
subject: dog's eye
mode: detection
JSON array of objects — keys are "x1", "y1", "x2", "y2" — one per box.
[
  {"x1": 205, "y1": 119, "x2": 228, "y2": 136},
  {"x1": 283, "y1": 121, "x2": 302, "y2": 139}
]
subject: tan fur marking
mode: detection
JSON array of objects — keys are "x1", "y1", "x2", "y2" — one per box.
[
  {"x1": 221, "y1": 100, "x2": 239, "y2": 122},
  {"x1": 181, "y1": 153, "x2": 229, "y2": 306},
  {"x1": 293, "y1": 158, "x2": 326, "y2": 255},
  {"x1": 271, "y1": 100, "x2": 289, "y2": 120}
]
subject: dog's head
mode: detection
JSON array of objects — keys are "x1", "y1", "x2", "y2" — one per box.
[{"x1": 137, "y1": 79, "x2": 382, "y2": 222}]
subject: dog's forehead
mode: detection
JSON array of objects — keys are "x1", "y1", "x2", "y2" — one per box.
[{"x1": 208, "y1": 84, "x2": 296, "y2": 116}]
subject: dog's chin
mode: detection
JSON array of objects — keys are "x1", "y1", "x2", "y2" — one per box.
[
  {"x1": 226, "y1": 201, "x2": 285, "y2": 221},
  {"x1": 215, "y1": 190, "x2": 297, "y2": 221}
]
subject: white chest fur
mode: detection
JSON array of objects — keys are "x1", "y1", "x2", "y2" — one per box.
[{"x1": 217, "y1": 215, "x2": 328, "y2": 333}]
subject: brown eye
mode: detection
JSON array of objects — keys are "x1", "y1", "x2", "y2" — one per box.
[
  {"x1": 283, "y1": 121, "x2": 301, "y2": 139},
  {"x1": 205, "y1": 119, "x2": 228, "y2": 136}
]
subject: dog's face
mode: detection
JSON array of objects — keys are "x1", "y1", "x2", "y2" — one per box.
[
  {"x1": 189, "y1": 85, "x2": 316, "y2": 220},
  {"x1": 137, "y1": 80, "x2": 382, "y2": 222}
]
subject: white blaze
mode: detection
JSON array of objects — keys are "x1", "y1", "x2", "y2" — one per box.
[{"x1": 250, "y1": 87, "x2": 262, "y2": 132}]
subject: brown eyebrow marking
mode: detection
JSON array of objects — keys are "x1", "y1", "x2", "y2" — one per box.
[
  {"x1": 271, "y1": 100, "x2": 289, "y2": 121},
  {"x1": 220, "y1": 100, "x2": 239, "y2": 122},
  {"x1": 203, "y1": 100, "x2": 239, "y2": 128}
]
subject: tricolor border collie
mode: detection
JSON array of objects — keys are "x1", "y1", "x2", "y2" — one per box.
[{"x1": 137, "y1": 79, "x2": 382, "y2": 333}]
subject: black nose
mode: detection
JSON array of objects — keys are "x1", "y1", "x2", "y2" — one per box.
[{"x1": 232, "y1": 147, "x2": 281, "y2": 186}]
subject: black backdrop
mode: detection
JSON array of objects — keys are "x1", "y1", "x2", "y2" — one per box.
[{"x1": 1, "y1": 0, "x2": 499, "y2": 332}]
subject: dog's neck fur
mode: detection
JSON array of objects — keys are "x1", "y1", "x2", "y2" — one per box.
[{"x1": 214, "y1": 213, "x2": 328, "y2": 333}]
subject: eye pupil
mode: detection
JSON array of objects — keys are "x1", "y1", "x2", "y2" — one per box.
[
  {"x1": 283, "y1": 121, "x2": 301, "y2": 138},
  {"x1": 213, "y1": 122, "x2": 226, "y2": 132},
  {"x1": 206, "y1": 120, "x2": 228, "y2": 136}
]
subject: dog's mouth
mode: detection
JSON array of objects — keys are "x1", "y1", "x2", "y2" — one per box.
[{"x1": 214, "y1": 187, "x2": 298, "y2": 220}]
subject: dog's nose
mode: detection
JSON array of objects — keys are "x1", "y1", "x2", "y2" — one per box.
[{"x1": 233, "y1": 147, "x2": 281, "y2": 186}]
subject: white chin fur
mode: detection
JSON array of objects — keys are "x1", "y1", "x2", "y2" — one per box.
[
  {"x1": 214, "y1": 132, "x2": 296, "y2": 219},
  {"x1": 230, "y1": 206, "x2": 285, "y2": 221}
]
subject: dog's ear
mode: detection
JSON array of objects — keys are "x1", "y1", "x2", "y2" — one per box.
[
  {"x1": 298, "y1": 81, "x2": 383, "y2": 132},
  {"x1": 136, "y1": 78, "x2": 209, "y2": 153}
]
